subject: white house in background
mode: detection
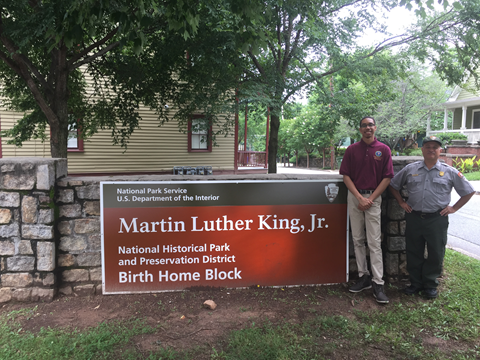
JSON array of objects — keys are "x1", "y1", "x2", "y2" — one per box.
[{"x1": 427, "y1": 74, "x2": 480, "y2": 143}]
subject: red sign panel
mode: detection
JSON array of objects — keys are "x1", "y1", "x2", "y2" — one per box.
[{"x1": 101, "y1": 180, "x2": 348, "y2": 294}]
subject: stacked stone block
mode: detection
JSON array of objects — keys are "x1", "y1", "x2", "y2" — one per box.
[
  {"x1": 56, "y1": 179, "x2": 101, "y2": 296},
  {"x1": 346, "y1": 158, "x2": 422, "y2": 282},
  {"x1": 0, "y1": 158, "x2": 67, "y2": 303},
  {"x1": 384, "y1": 190, "x2": 408, "y2": 281},
  {"x1": 381, "y1": 157, "x2": 423, "y2": 282},
  {"x1": 0, "y1": 157, "x2": 417, "y2": 303}
]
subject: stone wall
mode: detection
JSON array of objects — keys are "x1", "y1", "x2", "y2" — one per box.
[
  {"x1": 382, "y1": 156, "x2": 423, "y2": 282},
  {"x1": 56, "y1": 177, "x2": 102, "y2": 297},
  {"x1": 1, "y1": 157, "x2": 417, "y2": 302},
  {"x1": 0, "y1": 158, "x2": 67, "y2": 303}
]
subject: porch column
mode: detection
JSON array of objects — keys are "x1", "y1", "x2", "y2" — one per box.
[
  {"x1": 461, "y1": 106, "x2": 467, "y2": 130},
  {"x1": 443, "y1": 109, "x2": 449, "y2": 131},
  {"x1": 426, "y1": 113, "x2": 431, "y2": 133}
]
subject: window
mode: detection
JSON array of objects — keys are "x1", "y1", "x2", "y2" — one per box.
[
  {"x1": 188, "y1": 116, "x2": 212, "y2": 152},
  {"x1": 67, "y1": 119, "x2": 84, "y2": 152},
  {"x1": 473, "y1": 110, "x2": 480, "y2": 129}
]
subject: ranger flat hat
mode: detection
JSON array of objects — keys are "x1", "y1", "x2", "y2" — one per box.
[{"x1": 423, "y1": 135, "x2": 442, "y2": 147}]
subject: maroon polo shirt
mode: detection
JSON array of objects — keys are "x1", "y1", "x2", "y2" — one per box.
[{"x1": 339, "y1": 138, "x2": 394, "y2": 190}]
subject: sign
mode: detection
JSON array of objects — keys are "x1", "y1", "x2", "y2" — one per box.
[{"x1": 101, "y1": 180, "x2": 348, "y2": 294}]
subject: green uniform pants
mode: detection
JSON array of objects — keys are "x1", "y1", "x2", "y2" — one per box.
[{"x1": 405, "y1": 212, "x2": 449, "y2": 289}]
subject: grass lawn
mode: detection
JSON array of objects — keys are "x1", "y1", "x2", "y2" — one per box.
[
  {"x1": 465, "y1": 171, "x2": 480, "y2": 181},
  {"x1": 1, "y1": 249, "x2": 480, "y2": 359}
]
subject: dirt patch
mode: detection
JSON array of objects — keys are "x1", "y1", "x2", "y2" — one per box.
[{"x1": 0, "y1": 282, "x2": 465, "y2": 358}]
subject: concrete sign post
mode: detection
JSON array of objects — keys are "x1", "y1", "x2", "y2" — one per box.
[{"x1": 101, "y1": 180, "x2": 348, "y2": 294}]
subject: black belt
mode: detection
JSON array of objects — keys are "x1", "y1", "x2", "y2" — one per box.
[
  {"x1": 358, "y1": 189, "x2": 374, "y2": 194},
  {"x1": 411, "y1": 210, "x2": 442, "y2": 219}
]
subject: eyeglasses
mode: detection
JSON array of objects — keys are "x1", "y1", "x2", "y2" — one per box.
[{"x1": 360, "y1": 123, "x2": 375, "y2": 128}]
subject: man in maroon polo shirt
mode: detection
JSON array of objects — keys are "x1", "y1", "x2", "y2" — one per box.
[{"x1": 339, "y1": 116, "x2": 394, "y2": 304}]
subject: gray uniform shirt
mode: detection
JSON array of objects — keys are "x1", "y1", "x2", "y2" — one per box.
[{"x1": 390, "y1": 160, "x2": 475, "y2": 213}]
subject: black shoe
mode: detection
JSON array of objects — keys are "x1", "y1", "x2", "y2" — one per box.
[
  {"x1": 404, "y1": 285, "x2": 423, "y2": 295},
  {"x1": 349, "y1": 275, "x2": 372, "y2": 293},
  {"x1": 372, "y1": 282, "x2": 389, "y2": 304},
  {"x1": 423, "y1": 288, "x2": 438, "y2": 299}
]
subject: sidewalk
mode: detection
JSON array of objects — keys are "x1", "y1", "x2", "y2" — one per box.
[
  {"x1": 276, "y1": 164, "x2": 339, "y2": 175},
  {"x1": 470, "y1": 181, "x2": 480, "y2": 194}
]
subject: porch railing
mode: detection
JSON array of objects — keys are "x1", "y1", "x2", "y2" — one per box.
[
  {"x1": 428, "y1": 129, "x2": 480, "y2": 143},
  {"x1": 237, "y1": 151, "x2": 267, "y2": 167}
]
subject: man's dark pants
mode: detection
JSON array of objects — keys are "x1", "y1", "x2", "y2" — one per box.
[{"x1": 405, "y1": 212, "x2": 449, "y2": 289}]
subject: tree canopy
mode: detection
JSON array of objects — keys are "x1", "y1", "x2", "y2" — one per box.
[
  {"x1": 407, "y1": 0, "x2": 480, "y2": 87},
  {"x1": 1, "y1": 0, "x2": 477, "y2": 170},
  {"x1": 229, "y1": 0, "x2": 467, "y2": 172},
  {"x1": 278, "y1": 52, "x2": 400, "y2": 168},
  {"x1": 1, "y1": 1, "x2": 165, "y2": 157},
  {"x1": 0, "y1": 0, "x2": 260, "y2": 157},
  {"x1": 375, "y1": 64, "x2": 450, "y2": 150}
]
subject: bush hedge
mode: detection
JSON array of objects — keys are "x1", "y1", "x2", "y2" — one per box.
[{"x1": 436, "y1": 132, "x2": 468, "y2": 144}]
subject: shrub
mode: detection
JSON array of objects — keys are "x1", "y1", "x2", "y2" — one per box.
[
  {"x1": 436, "y1": 132, "x2": 468, "y2": 144},
  {"x1": 403, "y1": 148, "x2": 423, "y2": 156},
  {"x1": 453, "y1": 156, "x2": 477, "y2": 173}
]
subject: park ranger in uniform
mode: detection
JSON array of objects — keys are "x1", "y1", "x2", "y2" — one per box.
[{"x1": 389, "y1": 135, "x2": 475, "y2": 299}]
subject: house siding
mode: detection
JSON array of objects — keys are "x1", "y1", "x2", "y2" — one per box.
[
  {"x1": 434, "y1": 70, "x2": 480, "y2": 143},
  {"x1": 452, "y1": 105, "x2": 480, "y2": 130},
  {"x1": 453, "y1": 108, "x2": 462, "y2": 129},
  {"x1": 0, "y1": 107, "x2": 50, "y2": 158},
  {"x1": 455, "y1": 76, "x2": 480, "y2": 101},
  {"x1": 1, "y1": 105, "x2": 236, "y2": 174},
  {"x1": 68, "y1": 108, "x2": 235, "y2": 174}
]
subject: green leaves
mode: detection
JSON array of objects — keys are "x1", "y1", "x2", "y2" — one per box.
[
  {"x1": 375, "y1": 61, "x2": 449, "y2": 150},
  {"x1": 1, "y1": 0, "x2": 473, "y2": 159},
  {"x1": 0, "y1": 0, "x2": 253, "y2": 156},
  {"x1": 452, "y1": 1, "x2": 463, "y2": 9}
]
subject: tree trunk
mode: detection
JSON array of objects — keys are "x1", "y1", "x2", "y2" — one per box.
[
  {"x1": 49, "y1": 46, "x2": 69, "y2": 158},
  {"x1": 330, "y1": 143, "x2": 335, "y2": 170},
  {"x1": 304, "y1": 146, "x2": 310, "y2": 168},
  {"x1": 49, "y1": 114, "x2": 69, "y2": 158},
  {"x1": 267, "y1": 110, "x2": 280, "y2": 173},
  {"x1": 4, "y1": 40, "x2": 69, "y2": 158}
]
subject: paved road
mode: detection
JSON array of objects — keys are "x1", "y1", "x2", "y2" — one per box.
[
  {"x1": 447, "y1": 182, "x2": 480, "y2": 261},
  {"x1": 277, "y1": 165, "x2": 480, "y2": 260}
]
